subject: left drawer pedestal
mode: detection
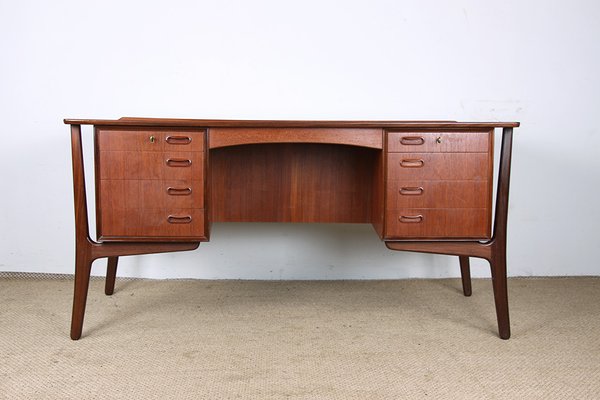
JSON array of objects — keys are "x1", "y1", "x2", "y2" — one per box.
[{"x1": 95, "y1": 127, "x2": 208, "y2": 242}]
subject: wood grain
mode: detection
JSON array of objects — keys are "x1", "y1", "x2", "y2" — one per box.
[
  {"x1": 385, "y1": 208, "x2": 490, "y2": 239},
  {"x1": 370, "y1": 150, "x2": 385, "y2": 238},
  {"x1": 209, "y1": 127, "x2": 383, "y2": 149},
  {"x1": 383, "y1": 130, "x2": 494, "y2": 240},
  {"x1": 387, "y1": 131, "x2": 491, "y2": 153},
  {"x1": 99, "y1": 208, "x2": 206, "y2": 240},
  {"x1": 95, "y1": 127, "x2": 207, "y2": 241},
  {"x1": 98, "y1": 151, "x2": 203, "y2": 180},
  {"x1": 96, "y1": 127, "x2": 205, "y2": 151},
  {"x1": 99, "y1": 180, "x2": 203, "y2": 209},
  {"x1": 66, "y1": 117, "x2": 520, "y2": 129},
  {"x1": 386, "y1": 180, "x2": 490, "y2": 209},
  {"x1": 387, "y1": 153, "x2": 490, "y2": 181},
  {"x1": 210, "y1": 143, "x2": 377, "y2": 223}
]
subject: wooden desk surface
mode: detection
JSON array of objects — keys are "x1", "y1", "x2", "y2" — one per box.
[{"x1": 64, "y1": 117, "x2": 520, "y2": 129}]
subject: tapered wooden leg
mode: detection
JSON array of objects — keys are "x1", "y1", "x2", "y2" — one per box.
[
  {"x1": 385, "y1": 128, "x2": 514, "y2": 339},
  {"x1": 105, "y1": 256, "x2": 118, "y2": 295},
  {"x1": 70, "y1": 252, "x2": 93, "y2": 340},
  {"x1": 459, "y1": 256, "x2": 472, "y2": 297},
  {"x1": 490, "y1": 253, "x2": 510, "y2": 340},
  {"x1": 69, "y1": 124, "x2": 203, "y2": 339}
]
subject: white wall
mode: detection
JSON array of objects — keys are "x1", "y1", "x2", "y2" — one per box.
[{"x1": 0, "y1": 0, "x2": 599, "y2": 279}]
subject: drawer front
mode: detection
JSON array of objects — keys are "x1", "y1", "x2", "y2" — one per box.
[
  {"x1": 95, "y1": 126, "x2": 208, "y2": 241},
  {"x1": 98, "y1": 151, "x2": 204, "y2": 180},
  {"x1": 385, "y1": 209, "x2": 490, "y2": 239},
  {"x1": 387, "y1": 153, "x2": 490, "y2": 181},
  {"x1": 387, "y1": 131, "x2": 491, "y2": 153},
  {"x1": 386, "y1": 180, "x2": 489, "y2": 209},
  {"x1": 99, "y1": 179, "x2": 203, "y2": 209},
  {"x1": 100, "y1": 208, "x2": 206, "y2": 240},
  {"x1": 97, "y1": 128, "x2": 205, "y2": 152}
]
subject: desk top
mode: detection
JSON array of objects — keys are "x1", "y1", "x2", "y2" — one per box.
[{"x1": 64, "y1": 117, "x2": 520, "y2": 129}]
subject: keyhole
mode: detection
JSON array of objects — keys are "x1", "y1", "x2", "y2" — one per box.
[
  {"x1": 436, "y1": 136, "x2": 442, "y2": 144},
  {"x1": 150, "y1": 135, "x2": 155, "y2": 143}
]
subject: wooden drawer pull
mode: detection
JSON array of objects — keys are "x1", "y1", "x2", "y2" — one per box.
[
  {"x1": 167, "y1": 215, "x2": 193, "y2": 224},
  {"x1": 400, "y1": 136, "x2": 424, "y2": 145},
  {"x1": 399, "y1": 215, "x2": 424, "y2": 223},
  {"x1": 400, "y1": 159, "x2": 424, "y2": 168},
  {"x1": 167, "y1": 187, "x2": 192, "y2": 196},
  {"x1": 399, "y1": 187, "x2": 424, "y2": 196},
  {"x1": 166, "y1": 135, "x2": 192, "y2": 145},
  {"x1": 166, "y1": 158, "x2": 192, "y2": 167}
]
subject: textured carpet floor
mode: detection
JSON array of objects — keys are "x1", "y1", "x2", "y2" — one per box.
[{"x1": 0, "y1": 274, "x2": 599, "y2": 399}]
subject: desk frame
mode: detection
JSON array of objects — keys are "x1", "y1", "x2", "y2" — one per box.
[{"x1": 67, "y1": 119, "x2": 516, "y2": 340}]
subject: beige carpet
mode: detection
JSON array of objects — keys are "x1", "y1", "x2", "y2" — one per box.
[{"x1": 0, "y1": 274, "x2": 599, "y2": 399}]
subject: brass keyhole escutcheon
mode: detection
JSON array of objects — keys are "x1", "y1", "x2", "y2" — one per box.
[
  {"x1": 436, "y1": 136, "x2": 442, "y2": 144},
  {"x1": 149, "y1": 135, "x2": 155, "y2": 143}
]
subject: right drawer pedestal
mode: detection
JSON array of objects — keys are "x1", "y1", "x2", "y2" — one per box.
[{"x1": 384, "y1": 131, "x2": 494, "y2": 240}]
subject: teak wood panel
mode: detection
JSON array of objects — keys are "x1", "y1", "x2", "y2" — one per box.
[
  {"x1": 386, "y1": 153, "x2": 491, "y2": 181},
  {"x1": 99, "y1": 180, "x2": 204, "y2": 209},
  {"x1": 99, "y1": 208, "x2": 206, "y2": 240},
  {"x1": 95, "y1": 127, "x2": 208, "y2": 241},
  {"x1": 385, "y1": 208, "x2": 490, "y2": 239},
  {"x1": 209, "y1": 128, "x2": 383, "y2": 149},
  {"x1": 67, "y1": 117, "x2": 519, "y2": 129},
  {"x1": 386, "y1": 180, "x2": 490, "y2": 209},
  {"x1": 210, "y1": 143, "x2": 378, "y2": 223},
  {"x1": 96, "y1": 127, "x2": 206, "y2": 152},
  {"x1": 98, "y1": 151, "x2": 204, "y2": 180},
  {"x1": 387, "y1": 131, "x2": 491, "y2": 153},
  {"x1": 370, "y1": 150, "x2": 385, "y2": 238}
]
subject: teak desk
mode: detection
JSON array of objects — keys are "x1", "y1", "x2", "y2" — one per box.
[{"x1": 65, "y1": 117, "x2": 519, "y2": 340}]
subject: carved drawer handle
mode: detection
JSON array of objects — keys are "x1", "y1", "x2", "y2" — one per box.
[
  {"x1": 399, "y1": 187, "x2": 424, "y2": 196},
  {"x1": 166, "y1": 135, "x2": 192, "y2": 145},
  {"x1": 166, "y1": 158, "x2": 192, "y2": 167},
  {"x1": 400, "y1": 136, "x2": 424, "y2": 145},
  {"x1": 400, "y1": 159, "x2": 424, "y2": 168},
  {"x1": 167, "y1": 215, "x2": 193, "y2": 224},
  {"x1": 167, "y1": 187, "x2": 192, "y2": 196},
  {"x1": 399, "y1": 215, "x2": 424, "y2": 223}
]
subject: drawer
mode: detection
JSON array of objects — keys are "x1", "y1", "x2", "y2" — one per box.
[
  {"x1": 96, "y1": 128, "x2": 206, "y2": 152},
  {"x1": 99, "y1": 208, "x2": 206, "y2": 240},
  {"x1": 386, "y1": 181, "x2": 490, "y2": 209},
  {"x1": 387, "y1": 153, "x2": 490, "y2": 181},
  {"x1": 387, "y1": 131, "x2": 491, "y2": 153},
  {"x1": 385, "y1": 208, "x2": 491, "y2": 239},
  {"x1": 98, "y1": 151, "x2": 204, "y2": 180},
  {"x1": 99, "y1": 179, "x2": 204, "y2": 209}
]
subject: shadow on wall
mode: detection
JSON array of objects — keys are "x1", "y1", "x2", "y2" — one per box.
[{"x1": 97, "y1": 222, "x2": 473, "y2": 280}]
